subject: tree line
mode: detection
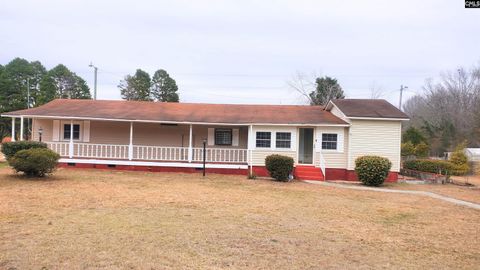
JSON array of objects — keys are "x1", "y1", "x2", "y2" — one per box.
[
  {"x1": 0, "y1": 58, "x2": 91, "y2": 138},
  {"x1": 403, "y1": 65, "x2": 480, "y2": 156}
]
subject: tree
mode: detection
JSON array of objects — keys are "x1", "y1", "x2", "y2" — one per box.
[
  {"x1": 119, "y1": 69, "x2": 152, "y2": 101},
  {"x1": 403, "y1": 64, "x2": 480, "y2": 155},
  {"x1": 309, "y1": 76, "x2": 345, "y2": 106},
  {"x1": 288, "y1": 73, "x2": 345, "y2": 106},
  {"x1": 402, "y1": 127, "x2": 427, "y2": 145},
  {"x1": 151, "y1": 69, "x2": 179, "y2": 102},
  {"x1": 38, "y1": 64, "x2": 91, "y2": 104},
  {"x1": 369, "y1": 81, "x2": 384, "y2": 99}
]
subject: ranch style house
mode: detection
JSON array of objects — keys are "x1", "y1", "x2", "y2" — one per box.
[{"x1": 2, "y1": 99, "x2": 409, "y2": 181}]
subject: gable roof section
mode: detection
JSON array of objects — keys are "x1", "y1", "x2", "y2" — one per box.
[
  {"x1": 2, "y1": 99, "x2": 349, "y2": 125},
  {"x1": 329, "y1": 99, "x2": 409, "y2": 120}
]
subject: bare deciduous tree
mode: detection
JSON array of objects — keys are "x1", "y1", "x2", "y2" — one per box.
[
  {"x1": 369, "y1": 81, "x2": 384, "y2": 99},
  {"x1": 287, "y1": 71, "x2": 316, "y2": 104},
  {"x1": 403, "y1": 64, "x2": 480, "y2": 154}
]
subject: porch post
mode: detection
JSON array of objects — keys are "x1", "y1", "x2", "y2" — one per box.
[
  {"x1": 188, "y1": 124, "x2": 193, "y2": 162},
  {"x1": 248, "y1": 125, "x2": 253, "y2": 175},
  {"x1": 20, "y1": 116, "x2": 24, "y2": 141},
  {"x1": 128, "y1": 122, "x2": 133, "y2": 160},
  {"x1": 11, "y1": 118, "x2": 16, "y2": 142},
  {"x1": 69, "y1": 120, "x2": 74, "y2": 158}
]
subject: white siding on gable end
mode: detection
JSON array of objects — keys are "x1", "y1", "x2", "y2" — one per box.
[
  {"x1": 348, "y1": 120, "x2": 402, "y2": 172},
  {"x1": 330, "y1": 105, "x2": 350, "y2": 123}
]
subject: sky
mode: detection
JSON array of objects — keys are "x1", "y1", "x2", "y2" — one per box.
[{"x1": 1, "y1": 0, "x2": 479, "y2": 106}]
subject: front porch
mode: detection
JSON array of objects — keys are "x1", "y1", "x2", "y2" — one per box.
[{"x1": 17, "y1": 118, "x2": 249, "y2": 169}]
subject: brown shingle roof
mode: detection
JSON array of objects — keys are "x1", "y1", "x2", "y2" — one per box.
[
  {"x1": 331, "y1": 99, "x2": 409, "y2": 119},
  {"x1": 2, "y1": 99, "x2": 349, "y2": 125}
]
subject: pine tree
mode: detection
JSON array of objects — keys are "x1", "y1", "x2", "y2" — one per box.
[{"x1": 151, "y1": 69, "x2": 179, "y2": 102}]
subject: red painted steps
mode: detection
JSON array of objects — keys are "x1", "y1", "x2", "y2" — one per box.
[{"x1": 295, "y1": 165, "x2": 324, "y2": 181}]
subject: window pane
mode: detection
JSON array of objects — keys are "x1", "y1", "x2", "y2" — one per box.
[
  {"x1": 73, "y1": 124, "x2": 80, "y2": 140},
  {"x1": 276, "y1": 132, "x2": 291, "y2": 148},
  {"x1": 63, "y1": 124, "x2": 70, "y2": 139},
  {"x1": 215, "y1": 129, "x2": 232, "y2": 145},
  {"x1": 276, "y1": 141, "x2": 291, "y2": 148},
  {"x1": 256, "y1": 132, "x2": 271, "y2": 140},
  {"x1": 256, "y1": 132, "x2": 271, "y2": 148},
  {"x1": 322, "y1": 133, "x2": 338, "y2": 150}
]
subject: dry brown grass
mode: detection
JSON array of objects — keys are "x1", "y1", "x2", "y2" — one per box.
[
  {"x1": 0, "y1": 167, "x2": 479, "y2": 269},
  {"x1": 385, "y1": 180, "x2": 480, "y2": 205}
]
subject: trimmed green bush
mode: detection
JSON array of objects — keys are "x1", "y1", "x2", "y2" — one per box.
[
  {"x1": 265, "y1": 154, "x2": 294, "y2": 181},
  {"x1": 9, "y1": 148, "x2": 60, "y2": 177},
  {"x1": 1, "y1": 141, "x2": 47, "y2": 160},
  {"x1": 355, "y1": 156, "x2": 392, "y2": 186},
  {"x1": 403, "y1": 159, "x2": 453, "y2": 175}
]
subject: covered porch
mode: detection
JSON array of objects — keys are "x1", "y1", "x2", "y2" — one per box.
[{"x1": 11, "y1": 117, "x2": 251, "y2": 167}]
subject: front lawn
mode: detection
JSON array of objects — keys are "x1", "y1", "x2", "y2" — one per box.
[{"x1": 0, "y1": 167, "x2": 479, "y2": 269}]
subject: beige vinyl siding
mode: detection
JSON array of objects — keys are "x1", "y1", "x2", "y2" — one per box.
[
  {"x1": 348, "y1": 120, "x2": 402, "y2": 172},
  {"x1": 32, "y1": 119, "x2": 53, "y2": 141},
  {"x1": 315, "y1": 126, "x2": 348, "y2": 168},
  {"x1": 251, "y1": 150, "x2": 297, "y2": 166}
]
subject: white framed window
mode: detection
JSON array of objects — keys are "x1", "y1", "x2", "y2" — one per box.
[
  {"x1": 322, "y1": 133, "x2": 338, "y2": 150},
  {"x1": 275, "y1": 132, "x2": 291, "y2": 149},
  {"x1": 256, "y1": 132, "x2": 271, "y2": 148},
  {"x1": 61, "y1": 121, "x2": 83, "y2": 141},
  {"x1": 215, "y1": 128, "x2": 232, "y2": 145}
]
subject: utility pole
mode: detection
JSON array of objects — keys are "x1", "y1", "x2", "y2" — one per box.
[
  {"x1": 26, "y1": 78, "x2": 30, "y2": 139},
  {"x1": 399, "y1": 85, "x2": 407, "y2": 111},
  {"x1": 89, "y1": 62, "x2": 98, "y2": 100}
]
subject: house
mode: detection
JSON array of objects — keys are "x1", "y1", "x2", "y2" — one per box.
[
  {"x1": 465, "y1": 148, "x2": 480, "y2": 162},
  {"x1": 1, "y1": 98, "x2": 409, "y2": 181}
]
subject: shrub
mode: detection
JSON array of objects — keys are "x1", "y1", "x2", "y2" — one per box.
[
  {"x1": 449, "y1": 141, "x2": 470, "y2": 175},
  {"x1": 403, "y1": 159, "x2": 453, "y2": 175},
  {"x1": 401, "y1": 142, "x2": 415, "y2": 157},
  {"x1": 9, "y1": 148, "x2": 60, "y2": 177},
  {"x1": 265, "y1": 154, "x2": 294, "y2": 181},
  {"x1": 355, "y1": 156, "x2": 392, "y2": 186},
  {"x1": 1, "y1": 141, "x2": 47, "y2": 160},
  {"x1": 414, "y1": 142, "x2": 430, "y2": 157}
]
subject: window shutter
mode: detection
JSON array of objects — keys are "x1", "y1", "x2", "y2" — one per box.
[
  {"x1": 52, "y1": 120, "x2": 60, "y2": 141},
  {"x1": 207, "y1": 128, "x2": 214, "y2": 146},
  {"x1": 232, "y1": 129, "x2": 239, "y2": 146},
  {"x1": 337, "y1": 130, "x2": 344, "y2": 153},
  {"x1": 83, "y1": 121, "x2": 90, "y2": 142}
]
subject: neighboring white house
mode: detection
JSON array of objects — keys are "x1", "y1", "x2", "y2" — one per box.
[
  {"x1": 465, "y1": 148, "x2": 480, "y2": 162},
  {"x1": 1, "y1": 98, "x2": 409, "y2": 181}
]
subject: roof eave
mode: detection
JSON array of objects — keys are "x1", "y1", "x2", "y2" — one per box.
[{"x1": 1, "y1": 114, "x2": 350, "y2": 126}]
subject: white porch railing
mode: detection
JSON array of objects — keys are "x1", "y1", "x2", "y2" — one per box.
[
  {"x1": 76, "y1": 143, "x2": 129, "y2": 159},
  {"x1": 133, "y1": 145, "x2": 188, "y2": 161},
  {"x1": 192, "y1": 147, "x2": 247, "y2": 163},
  {"x1": 319, "y1": 151, "x2": 326, "y2": 176},
  {"x1": 47, "y1": 142, "x2": 70, "y2": 157},
  {"x1": 46, "y1": 142, "x2": 247, "y2": 163}
]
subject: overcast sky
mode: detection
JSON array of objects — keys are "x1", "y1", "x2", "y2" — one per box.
[{"x1": 1, "y1": 0, "x2": 479, "y2": 105}]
